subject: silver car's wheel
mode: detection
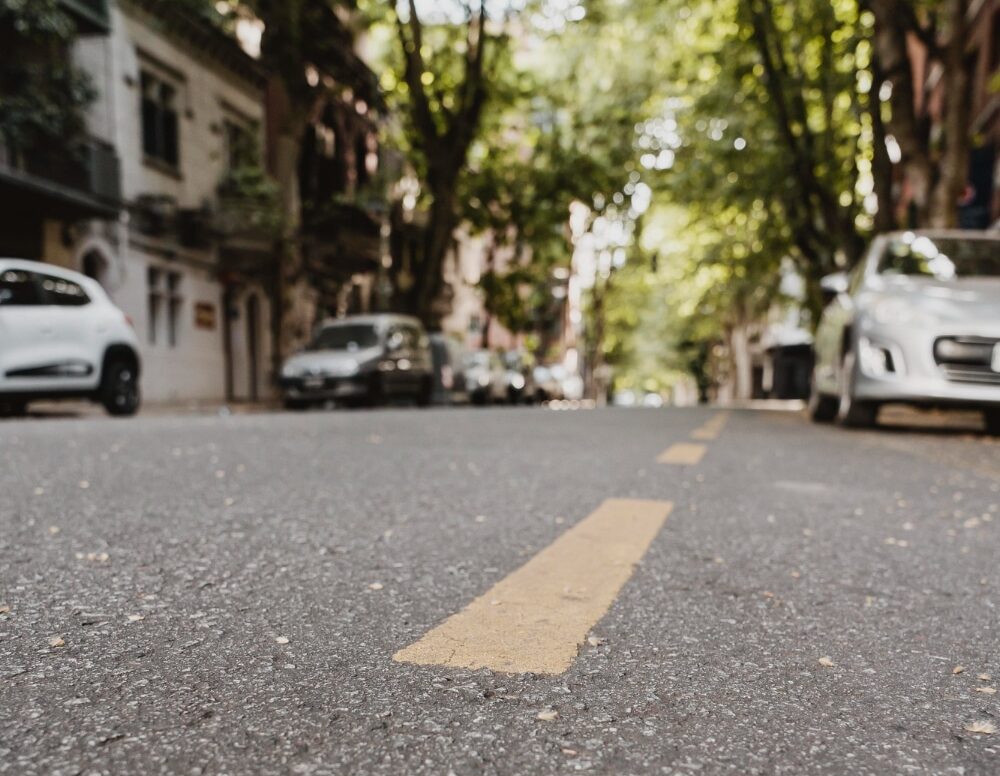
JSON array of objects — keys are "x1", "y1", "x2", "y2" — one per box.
[
  {"x1": 836, "y1": 352, "x2": 878, "y2": 428},
  {"x1": 808, "y1": 374, "x2": 838, "y2": 423},
  {"x1": 984, "y1": 409, "x2": 1000, "y2": 437}
]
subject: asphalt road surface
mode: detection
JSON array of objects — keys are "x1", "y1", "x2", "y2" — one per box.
[{"x1": 2, "y1": 406, "x2": 999, "y2": 775}]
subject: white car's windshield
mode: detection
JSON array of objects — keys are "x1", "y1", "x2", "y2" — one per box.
[
  {"x1": 308, "y1": 324, "x2": 379, "y2": 351},
  {"x1": 879, "y1": 236, "x2": 1000, "y2": 279}
]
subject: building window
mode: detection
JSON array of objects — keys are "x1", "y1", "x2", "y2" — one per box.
[
  {"x1": 148, "y1": 268, "x2": 182, "y2": 346},
  {"x1": 223, "y1": 119, "x2": 256, "y2": 173},
  {"x1": 167, "y1": 272, "x2": 181, "y2": 347},
  {"x1": 148, "y1": 267, "x2": 160, "y2": 345},
  {"x1": 141, "y1": 70, "x2": 179, "y2": 169}
]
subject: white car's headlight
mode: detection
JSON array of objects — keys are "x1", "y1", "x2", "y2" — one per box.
[{"x1": 281, "y1": 363, "x2": 300, "y2": 379}]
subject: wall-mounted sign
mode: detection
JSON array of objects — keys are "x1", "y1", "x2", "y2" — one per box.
[{"x1": 194, "y1": 301, "x2": 217, "y2": 330}]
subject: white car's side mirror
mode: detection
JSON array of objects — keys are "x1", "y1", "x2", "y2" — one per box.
[{"x1": 820, "y1": 272, "x2": 849, "y2": 298}]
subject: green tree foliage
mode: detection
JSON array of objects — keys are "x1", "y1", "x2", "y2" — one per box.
[
  {"x1": 381, "y1": 1, "x2": 501, "y2": 325},
  {"x1": 0, "y1": 0, "x2": 94, "y2": 153}
]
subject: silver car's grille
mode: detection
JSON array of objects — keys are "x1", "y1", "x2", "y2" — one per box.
[{"x1": 934, "y1": 336, "x2": 1000, "y2": 385}]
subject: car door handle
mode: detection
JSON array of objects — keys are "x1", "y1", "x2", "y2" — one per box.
[{"x1": 40, "y1": 327, "x2": 54, "y2": 335}]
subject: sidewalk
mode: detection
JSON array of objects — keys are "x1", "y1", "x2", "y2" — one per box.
[{"x1": 20, "y1": 399, "x2": 280, "y2": 420}]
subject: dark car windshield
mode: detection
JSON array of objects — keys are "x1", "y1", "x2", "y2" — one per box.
[
  {"x1": 878, "y1": 236, "x2": 1000, "y2": 279},
  {"x1": 308, "y1": 324, "x2": 380, "y2": 351}
]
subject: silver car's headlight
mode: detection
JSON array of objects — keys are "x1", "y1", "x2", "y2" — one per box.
[
  {"x1": 281, "y1": 362, "x2": 300, "y2": 379},
  {"x1": 337, "y1": 359, "x2": 360, "y2": 377}
]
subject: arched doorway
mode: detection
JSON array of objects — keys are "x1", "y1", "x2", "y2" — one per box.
[
  {"x1": 81, "y1": 250, "x2": 109, "y2": 288},
  {"x1": 246, "y1": 294, "x2": 260, "y2": 401}
]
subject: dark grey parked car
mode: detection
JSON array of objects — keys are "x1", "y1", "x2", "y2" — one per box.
[{"x1": 280, "y1": 314, "x2": 434, "y2": 409}]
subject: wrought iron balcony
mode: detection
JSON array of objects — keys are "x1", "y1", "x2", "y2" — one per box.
[
  {"x1": 59, "y1": 0, "x2": 110, "y2": 34},
  {"x1": 0, "y1": 136, "x2": 122, "y2": 220}
]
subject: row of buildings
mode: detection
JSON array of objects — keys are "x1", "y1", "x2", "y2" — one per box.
[{"x1": 1, "y1": 0, "x2": 540, "y2": 405}]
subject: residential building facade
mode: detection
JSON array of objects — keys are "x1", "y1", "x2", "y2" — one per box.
[{"x1": 1, "y1": 0, "x2": 278, "y2": 405}]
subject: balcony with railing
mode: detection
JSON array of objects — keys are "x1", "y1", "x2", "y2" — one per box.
[
  {"x1": 58, "y1": 0, "x2": 111, "y2": 34},
  {"x1": 0, "y1": 136, "x2": 122, "y2": 220}
]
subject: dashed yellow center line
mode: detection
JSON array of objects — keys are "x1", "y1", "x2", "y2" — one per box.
[
  {"x1": 691, "y1": 411, "x2": 730, "y2": 441},
  {"x1": 393, "y1": 498, "x2": 672, "y2": 675},
  {"x1": 657, "y1": 442, "x2": 707, "y2": 465}
]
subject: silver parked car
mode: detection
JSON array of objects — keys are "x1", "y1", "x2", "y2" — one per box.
[
  {"x1": 463, "y1": 350, "x2": 507, "y2": 405},
  {"x1": 810, "y1": 231, "x2": 1000, "y2": 433}
]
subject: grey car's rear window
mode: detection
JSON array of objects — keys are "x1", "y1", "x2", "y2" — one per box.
[
  {"x1": 879, "y1": 236, "x2": 1000, "y2": 279},
  {"x1": 309, "y1": 324, "x2": 380, "y2": 351}
]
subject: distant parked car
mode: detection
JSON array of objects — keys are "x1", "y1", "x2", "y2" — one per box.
[
  {"x1": 0, "y1": 259, "x2": 142, "y2": 417},
  {"x1": 280, "y1": 314, "x2": 434, "y2": 409},
  {"x1": 810, "y1": 231, "x2": 1000, "y2": 434},
  {"x1": 642, "y1": 392, "x2": 665, "y2": 408},
  {"x1": 502, "y1": 351, "x2": 536, "y2": 405},
  {"x1": 463, "y1": 350, "x2": 507, "y2": 405},
  {"x1": 612, "y1": 389, "x2": 638, "y2": 407},
  {"x1": 429, "y1": 333, "x2": 469, "y2": 406},
  {"x1": 549, "y1": 363, "x2": 585, "y2": 401},
  {"x1": 532, "y1": 365, "x2": 564, "y2": 403}
]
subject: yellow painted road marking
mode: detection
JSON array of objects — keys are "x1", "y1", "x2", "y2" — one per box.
[
  {"x1": 393, "y1": 498, "x2": 672, "y2": 675},
  {"x1": 657, "y1": 442, "x2": 707, "y2": 465},
  {"x1": 691, "y1": 411, "x2": 730, "y2": 441}
]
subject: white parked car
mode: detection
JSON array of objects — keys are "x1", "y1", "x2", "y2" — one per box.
[
  {"x1": 0, "y1": 259, "x2": 141, "y2": 417},
  {"x1": 811, "y1": 231, "x2": 1000, "y2": 433}
]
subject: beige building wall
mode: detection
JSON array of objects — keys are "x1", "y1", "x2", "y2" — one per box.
[{"x1": 62, "y1": 0, "x2": 275, "y2": 404}]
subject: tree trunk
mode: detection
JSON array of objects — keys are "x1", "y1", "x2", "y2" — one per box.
[
  {"x1": 868, "y1": 49, "x2": 897, "y2": 233},
  {"x1": 729, "y1": 323, "x2": 754, "y2": 403},
  {"x1": 272, "y1": 119, "x2": 313, "y2": 361},
  {"x1": 928, "y1": 0, "x2": 973, "y2": 228},
  {"x1": 410, "y1": 181, "x2": 458, "y2": 327}
]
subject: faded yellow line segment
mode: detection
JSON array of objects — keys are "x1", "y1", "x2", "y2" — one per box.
[
  {"x1": 691, "y1": 411, "x2": 730, "y2": 441},
  {"x1": 657, "y1": 442, "x2": 707, "y2": 465},
  {"x1": 393, "y1": 498, "x2": 672, "y2": 675}
]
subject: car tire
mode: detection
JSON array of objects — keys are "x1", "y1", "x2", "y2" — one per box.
[
  {"x1": 283, "y1": 398, "x2": 308, "y2": 411},
  {"x1": 0, "y1": 400, "x2": 27, "y2": 418},
  {"x1": 836, "y1": 352, "x2": 877, "y2": 428},
  {"x1": 416, "y1": 376, "x2": 433, "y2": 408},
  {"x1": 808, "y1": 375, "x2": 838, "y2": 424},
  {"x1": 366, "y1": 374, "x2": 385, "y2": 408},
  {"x1": 984, "y1": 408, "x2": 1000, "y2": 436},
  {"x1": 100, "y1": 361, "x2": 140, "y2": 417}
]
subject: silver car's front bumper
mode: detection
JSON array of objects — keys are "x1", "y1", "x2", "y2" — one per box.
[
  {"x1": 854, "y1": 319, "x2": 1000, "y2": 407},
  {"x1": 281, "y1": 375, "x2": 370, "y2": 401}
]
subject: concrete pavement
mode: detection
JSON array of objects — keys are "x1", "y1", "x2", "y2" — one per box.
[{"x1": 1, "y1": 406, "x2": 998, "y2": 774}]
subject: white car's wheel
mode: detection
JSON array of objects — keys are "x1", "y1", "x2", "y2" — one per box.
[
  {"x1": 0, "y1": 399, "x2": 27, "y2": 418},
  {"x1": 100, "y1": 361, "x2": 141, "y2": 417},
  {"x1": 836, "y1": 352, "x2": 878, "y2": 428}
]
